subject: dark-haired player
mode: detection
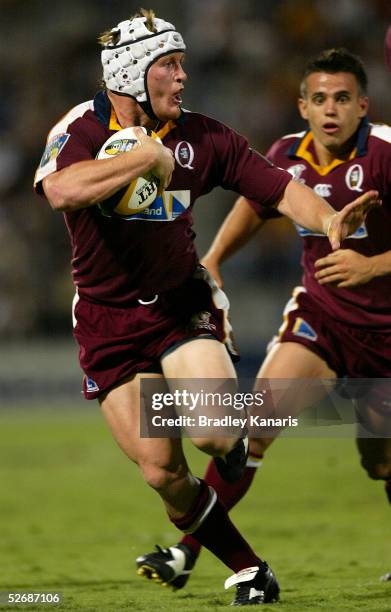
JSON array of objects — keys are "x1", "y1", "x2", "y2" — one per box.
[
  {"x1": 150, "y1": 47, "x2": 391, "y2": 588},
  {"x1": 150, "y1": 49, "x2": 391, "y2": 588},
  {"x1": 34, "y1": 13, "x2": 379, "y2": 604}
]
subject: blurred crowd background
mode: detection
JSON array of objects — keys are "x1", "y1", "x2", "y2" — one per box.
[{"x1": 2, "y1": 0, "x2": 391, "y2": 361}]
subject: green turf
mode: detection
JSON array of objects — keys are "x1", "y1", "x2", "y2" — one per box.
[{"x1": 0, "y1": 408, "x2": 390, "y2": 611}]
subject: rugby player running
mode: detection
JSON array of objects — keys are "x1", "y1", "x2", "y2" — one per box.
[
  {"x1": 144, "y1": 48, "x2": 391, "y2": 589},
  {"x1": 34, "y1": 10, "x2": 380, "y2": 604}
]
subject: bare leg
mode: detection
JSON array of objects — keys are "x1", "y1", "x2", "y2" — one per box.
[
  {"x1": 161, "y1": 338, "x2": 240, "y2": 456},
  {"x1": 179, "y1": 341, "x2": 336, "y2": 563},
  {"x1": 100, "y1": 373, "x2": 199, "y2": 518},
  {"x1": 250, "y1": 341, "x2": 336, "y2": 455}
]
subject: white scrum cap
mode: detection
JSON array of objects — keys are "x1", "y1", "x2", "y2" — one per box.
[{"x1": 101, "y1": 16, "x2": 186, "y2": 103}]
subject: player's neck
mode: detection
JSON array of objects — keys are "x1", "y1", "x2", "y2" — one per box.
[
  {"x1": 108, "y1": 91, "x2": 157, "y2": 130},
  {"x1": 312, "y1": 138, "x2": 354, "y2": 168}
]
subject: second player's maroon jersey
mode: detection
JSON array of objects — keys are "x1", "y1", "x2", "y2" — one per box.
[
  {"x1": 34, "y1": 91, "x2": 291, "y2": 305},
  {"x1": 250, "y1": 118, "x2": 391, "y2": 329}
]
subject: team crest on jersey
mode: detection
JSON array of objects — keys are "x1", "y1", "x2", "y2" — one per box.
[
  {"x1": 287, "y1": 163, "x2": 306, "y2": 182},
  {"x1": 292, "y1": 318, "x2": 317, "y2": 341},
  {"x1": 174, "y1": 141, "x2": 195, "y2": 169},
  {"x1": 39, "y1": 133, "x2": 70, "y2": 167},
  {"x1": 345, "y1": 164, "x2": 364, "y2": 192},
  {"x1": 190, "y1": 311, "x2": 216, "y2": 332}
]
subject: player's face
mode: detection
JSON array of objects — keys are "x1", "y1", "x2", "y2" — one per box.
[
  {"x1": 298, "y1": 72, "x2": 368, "y2": 158},
  {"x1": 147, "y1": 52, "x2": 187, "y2": 121}
]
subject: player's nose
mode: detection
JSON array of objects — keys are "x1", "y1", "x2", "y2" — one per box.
[
  {"x1": 176, "y1": 64, "x2": 187, "y2": 83},
  {"x1": 324, "y1": 99, "x2": 337, "y2": 115}
]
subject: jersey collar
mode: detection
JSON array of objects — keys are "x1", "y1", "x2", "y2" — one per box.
[
  {"x1": 94, "y1": 90, "x2": 112, "y2": 126},
  {"x1": 287, "y1": 117, "x2": 369, "y2": 176},
  {"x1": 93, "y1": 89, "x2": 181, "y2": 139}
]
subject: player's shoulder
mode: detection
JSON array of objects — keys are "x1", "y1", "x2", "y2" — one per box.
[
  {"x1": 276, "y1": 130, "x2": 306, "y2": 148},
  {"x1": 181, "y1": 108, "x2": 235, "y2": 133},
  {"x1": 267, "y1": 130, "x2": 306, "y2": 159},
  {"x1": 368, "y1": 122, "x2": 391, "y2": 145},
  {"x1": 177, "y1": 109, "x2": 248, "y2": 153},
  {"x1": 47, "y1": 99, "x2": 95, "y2": 139},
  {"x1": 183, "y1": 110, "x2": 245, "y2": 137}
]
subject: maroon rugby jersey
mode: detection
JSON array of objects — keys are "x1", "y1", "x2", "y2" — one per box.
[
  {"x1": 34, "y1": 91, "x2": 291, "y2": 305},
  {"x1": 249, "y1": 118, "x2": 391, "y2": 328}
]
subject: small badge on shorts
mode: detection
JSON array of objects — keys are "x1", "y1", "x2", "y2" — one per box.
[
  {"x1": 85, "y1": 376, "x2": 99, "y2": 392},
  {"x1": 292, "y1": 318, "x2": 317, "y2": 341}
]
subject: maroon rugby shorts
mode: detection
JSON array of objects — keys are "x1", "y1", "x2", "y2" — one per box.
[
  {"x1": 72, "y1": 266, "x2": 238, "y2": 399},
  {"x1": 268, "y1": 286, "x2": 391, "y2": 378}
]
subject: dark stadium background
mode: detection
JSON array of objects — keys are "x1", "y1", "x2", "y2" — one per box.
[
  {"x1": 1, "y1": 5, "x2": 391, "y2": 609},
  {"x1": 1, "y1": 0, "x2": 391, "y2": 402}
]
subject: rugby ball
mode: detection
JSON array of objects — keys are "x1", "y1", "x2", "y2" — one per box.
[{"x1": 97, "y1": 127, "x2": 161, "y2": 218}]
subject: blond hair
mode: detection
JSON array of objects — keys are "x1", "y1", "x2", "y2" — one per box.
[{"x1": 98, "y1": 8, "x2": 157, "y2": 46}]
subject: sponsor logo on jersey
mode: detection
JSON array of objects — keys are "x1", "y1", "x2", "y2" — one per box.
[
  {"x1": 174, "y1": 141, "x2": 195, "y2": 169},
  {"x1": 39, "y1": 133, "x2": 70, "y2": 167},
  {"x1": 294, "y1": 220, "x2": 367, "y2": 240},
  {"x1": 287, "y1": 163, "x2": 306, "y2": 182},
  {"x1": 345, "y1": 164, "x2": 364, "y2": 192},
  {"x1": 314, "y1": 183, "x2": 332, "y2": 198},
  {"x1": 190, "y1": 311, "x2": 216, "y2": 332},
  {"x1": 85, "y1": 376, "x2": 99, "y2": 392},
  {"x1": 292, "y1": 318, "x2": 318, "y2": 341},
  {"x1": 125, "y1": 190, "x2": 191, "y2": 222}
]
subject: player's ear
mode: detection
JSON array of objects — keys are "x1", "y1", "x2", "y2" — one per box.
[
  {"x1": 298, "y1": 97, "x2": 308, "y2": 120},
  {"x1": 358, "y1": 96, "x2": 369, "y2": 118}
]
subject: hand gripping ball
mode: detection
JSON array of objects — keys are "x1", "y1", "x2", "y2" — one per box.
[{"x1": 97, "y1": 127, "x2": 161, "y2": 218}]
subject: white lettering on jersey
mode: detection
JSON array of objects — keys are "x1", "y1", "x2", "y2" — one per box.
[
  {"x1": 313, "y1": 183, "x2": 332, "y2": 197},
  {"x1": 345, "y1": 164, "x2": 364, "y2": 192}
]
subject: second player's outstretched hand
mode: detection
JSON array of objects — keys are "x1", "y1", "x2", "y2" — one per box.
[{"x1": 326, "y1": 190, "x2": 380, "y2": 250}]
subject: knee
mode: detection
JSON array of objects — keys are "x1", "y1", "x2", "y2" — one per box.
[
  {"x1": 191, "y1": 436, "x2": 236, "y2": 457},
  {"x1": 139, "y1": 460, "x2": 185, "y2": 492}
]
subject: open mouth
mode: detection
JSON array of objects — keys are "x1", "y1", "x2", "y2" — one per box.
[{"x1": 322, "y1": 122, "x2": 339, "y2": 134}]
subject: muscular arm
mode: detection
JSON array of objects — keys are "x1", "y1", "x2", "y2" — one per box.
[
  {"x1": 277, "y1": 181, "x2": 334, "y2": 233},
  {"x1": 201, "y1": 196, "x2": 266, "y2": 287},
  {"x1": 43, "y1": 130, "x2": 174, "y2": 212},
  {"x1": 315, "y1": 248, "x2": 391, "y2": 287},
  {"x1": 202, "y1": 181, "x2": 379, "y2": 287}
]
